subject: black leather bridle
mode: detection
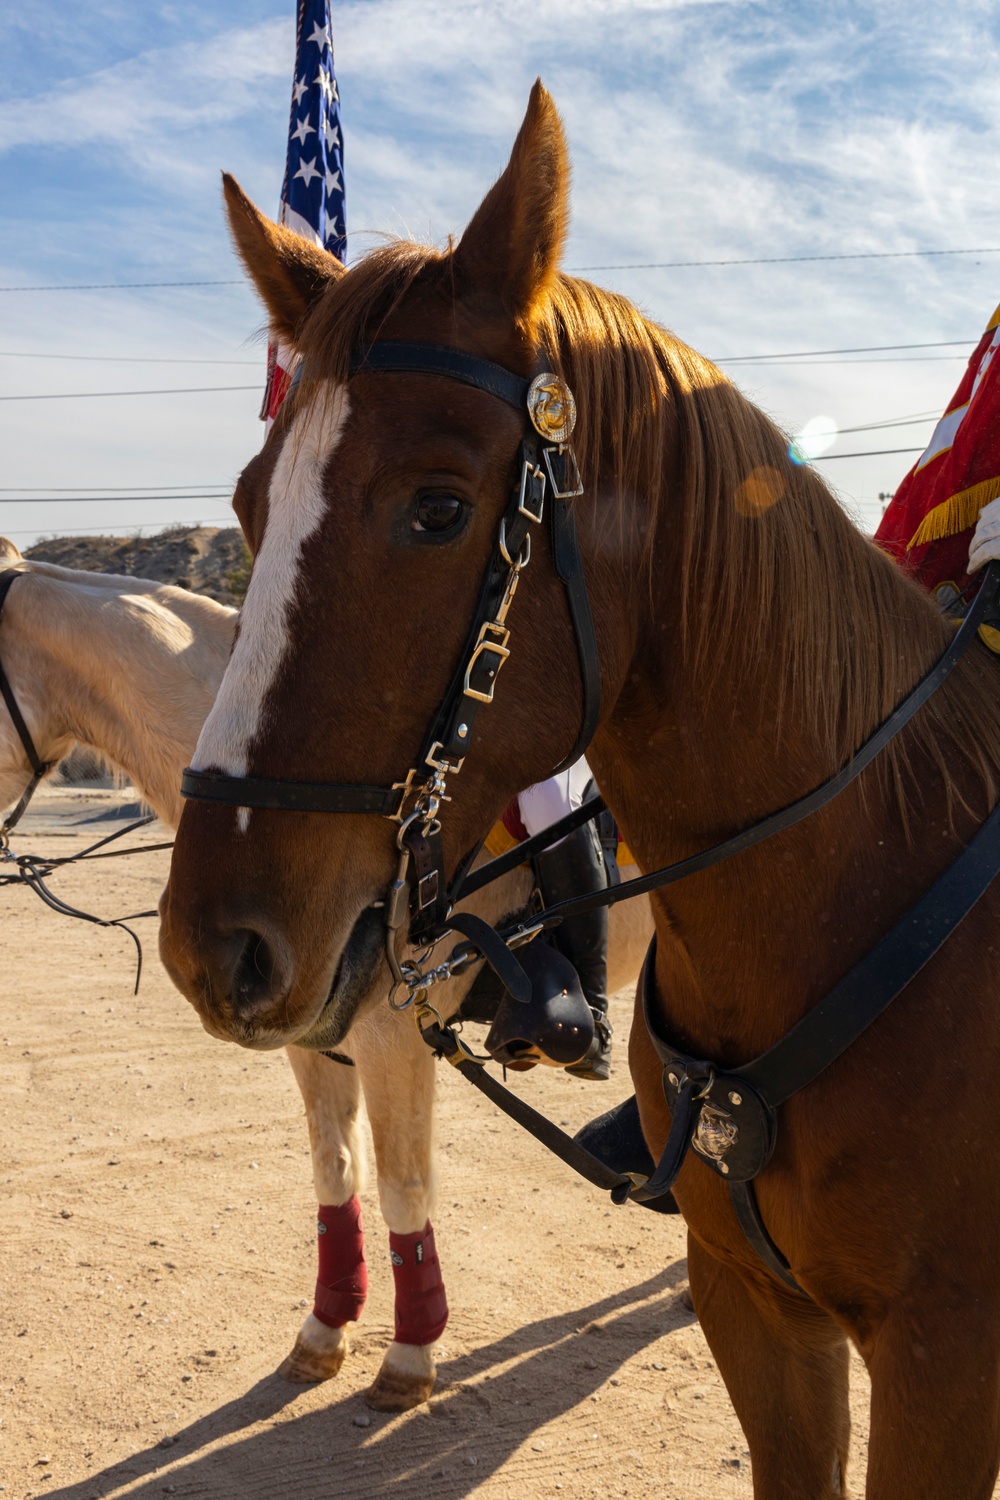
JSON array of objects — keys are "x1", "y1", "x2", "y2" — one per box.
[
  {"x1": 180, "y1": 341, "x2": 603, "y2": 986},
  {"x1": 0, "y1": 568, "x2": 55, "y2": 839}
]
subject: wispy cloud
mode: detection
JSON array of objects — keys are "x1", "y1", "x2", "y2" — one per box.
[{"x1": 2, "y1": 0, "x2": 1000, "y2": 540}]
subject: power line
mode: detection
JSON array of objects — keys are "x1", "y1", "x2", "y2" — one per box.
[
  {"x1": 5, "y1": 517, "x2": 236, "y2": 537},
  {"x1": 576, "y1": 247, "x2": 1000, "y2": 272},
  {"x1": 0, "y1": 384, "x2": 259, "y2": 402},
  {"x1": 718, "y1": 339, "x2": 975, "y2": 363},
  {"x1": 0, "y1": 350, "x2": 259, "y2": 365},
  {"x1": 2, "y1": 246, "x2": 999, "y2": 293},
  {"x1": 0, "y1": 412, "x2": 940, "y2": 498},
  {"x1": 731, "y1": 354, "x2": 968, "y2": 366},
  {"x1": 0, "y1": 337, "x2": 975, "y2": 368},
  {"x1": 0, "y1": 279, "x2": 243, "y2": 293},
  {"x1": 0, "y1": 484, "x2": 230, "y2": 493},
  {"x1": 0, "y1": 494, "x2": 232, "y2": 504},
  {"x1": 834, "y1": 411, "x2": 938, "y2": 436},
  {"x1": 813, "y1": 446, "x2": 923, "y2": 461}
]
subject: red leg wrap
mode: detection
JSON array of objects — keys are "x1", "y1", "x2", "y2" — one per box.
[
  {"x1": 313, "y1": 1197, "x2": 368, "y2": 1329},
  {"x1": 388, "y1": 1221, "x2": 449, "y2": 1346}
]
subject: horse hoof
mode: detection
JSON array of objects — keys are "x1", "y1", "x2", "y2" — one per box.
[
  {"x1": 279, "y1": 1315, "x2": 349, "y2": 1384},
  {"x1": 365, "y1": 1343, "x2": 436, "y2": 1411}
]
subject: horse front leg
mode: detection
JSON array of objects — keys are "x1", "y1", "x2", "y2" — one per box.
[
  {"x1": 280, "y1": 1044, "x2": 367, "y2": 1383},
  {"x1": 864, "y1": 1292, "x2": 1000, "y2": 1500},
  {"x1": 350, "y1": 1006, "x2": 446, "y2": 1413},
  {"x1": 687, "y1": 1232, "x2": 851, "y2": 1499}
]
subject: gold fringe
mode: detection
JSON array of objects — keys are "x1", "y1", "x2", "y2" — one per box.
[
  {"x1": 908, "y1": 475, "x2": 1000, "y2": 549},
  {"x1": 484, "y1": 821, "x2": 520, "y2": 858},
  {"x1": 485, "y1": 819, "x2": 639, "y2": 867},
  {"x1": 980, "y1": 624, "x2": 1000, "y2": 655}
]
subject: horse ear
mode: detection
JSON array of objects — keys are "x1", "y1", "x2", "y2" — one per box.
[
  {"x1": 221, "y1": 174, "x2": 344, "y2": 344},
  {"x1": 453, "y1": 80, "x2": 569, "y2": 327},
  {"x1": 0, "y1": 537, "x2": 22, "y2": 564}
]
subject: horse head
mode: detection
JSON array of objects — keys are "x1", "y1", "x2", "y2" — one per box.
[{"x1": 158, "y1": 83, "x2": 646, "y2": 1051}]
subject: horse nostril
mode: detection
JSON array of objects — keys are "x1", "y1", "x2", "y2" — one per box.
[{"x1": 230, "y1": 928, "x2": 287, "y2": 1015}]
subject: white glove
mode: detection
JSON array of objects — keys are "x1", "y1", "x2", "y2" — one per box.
[{"x1": 968, "y1": 495, "x2": 1000, "y2": 573}]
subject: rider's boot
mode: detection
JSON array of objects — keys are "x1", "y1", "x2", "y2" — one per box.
[{"x1": 534, "y1": 822, "x2": 612, "y2": 1081}]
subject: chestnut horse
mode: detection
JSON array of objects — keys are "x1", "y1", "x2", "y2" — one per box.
[
  {"x1": 0, "y1": 541, "x2": 650, "y2": 1409},
  {"x1": 159, "y1": 83, "x2": 1000, "y2": 1494}
]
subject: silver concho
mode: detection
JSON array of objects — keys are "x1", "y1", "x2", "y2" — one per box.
[
  {"x1": 526, "y1": 373, "x2": 577, "y2": 443},
  {"x1": 691, "y1": 1104, "x2": 739, "y2": 1164}
]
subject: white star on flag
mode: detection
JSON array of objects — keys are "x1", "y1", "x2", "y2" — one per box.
[
  {"x1": 306, "y1": 19, "x2": 330, "y2": 50},
  {"x1": 292, "y1": 74, "x2": 307, "y2": 105},
  {"x1": 325, "y1": 166, "x2": 342, "y2": 197},
  {"x1": 324, "y1": 119, "x2": 340, "y2": 150},
  {"x1": 291, "y1": 113, "x2": 315, "y2": 145},
  {"x1": 293, "y1": 156, "x2": 321, "y2": 188},
  {"x1": 314, "y1": 66, "x2": 332, "y2": 101}
]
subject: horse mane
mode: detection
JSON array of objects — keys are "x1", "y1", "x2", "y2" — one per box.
[{"x1": 296, "y1": 239, "x2": 1000, "y2": 820}]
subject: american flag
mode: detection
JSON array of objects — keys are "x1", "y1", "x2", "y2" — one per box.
[{"x1": 262, "y1": 0, "x2": 346, "y2": 423}]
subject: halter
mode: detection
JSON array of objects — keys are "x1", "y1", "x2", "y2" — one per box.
[
  {"x1": 180, "y1": 341, "x2": 602, "y2": 993},
  {"x1": 0, "y1": 568, "x2": 55, "y2": 842}
]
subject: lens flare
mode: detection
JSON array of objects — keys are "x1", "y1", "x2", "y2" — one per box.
[
  {"x1": 789, "y1": 415, "x2": 838, "y2": 465},
  {"x1": 734, "y1": 466, "x2": 787, "y2": 516}
]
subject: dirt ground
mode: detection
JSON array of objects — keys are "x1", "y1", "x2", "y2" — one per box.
[{"x1": 0, "y1": 788, "x2": 883, "y2": 1500}]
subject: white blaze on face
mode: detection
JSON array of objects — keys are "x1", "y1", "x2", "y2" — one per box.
[{"x1": 191, "y1": 385, "x2": 350, "y2": 801}]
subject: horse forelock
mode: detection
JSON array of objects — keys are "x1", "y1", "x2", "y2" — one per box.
[{"x1": 191, "y1": 384, "x2": 350, "y2": 784}]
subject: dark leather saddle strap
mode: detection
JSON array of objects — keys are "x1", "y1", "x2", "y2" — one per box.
[
  {"x1": 736, "y1": 791, "x2": 1000, "y2": 1106},
  {"x1": 640, "y1": 786, "x2": 1000, "y2": 1290}
]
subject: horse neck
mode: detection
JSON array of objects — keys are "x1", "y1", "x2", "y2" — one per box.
[
  {"x1": 9, "y1": 572, "x2": 233, "y2": 829},
  {"x1": 588, "y1": 429, "x2": 991, "y2": 1059}
]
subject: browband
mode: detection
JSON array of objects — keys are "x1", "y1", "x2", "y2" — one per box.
[{"x1": 350, "y1": 342, "x2": 531, "y2": 412}]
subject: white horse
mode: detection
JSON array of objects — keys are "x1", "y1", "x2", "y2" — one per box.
[{"x1": 0, "y1": 538, "x2": 651, "y2": 1409}]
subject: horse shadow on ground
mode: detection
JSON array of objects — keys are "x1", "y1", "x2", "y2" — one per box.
[{"x1": 48, "y1": 1261, "x2": 693, "y2": 1500}]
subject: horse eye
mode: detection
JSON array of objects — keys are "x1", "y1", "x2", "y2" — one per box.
[{"x1": 412, "y1": 494, "x2": 465, "y2": 535}]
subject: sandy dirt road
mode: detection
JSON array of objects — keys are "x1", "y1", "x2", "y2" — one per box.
[{"x1": 0, "y1": 789, "x2": 888, "y2": 1500}]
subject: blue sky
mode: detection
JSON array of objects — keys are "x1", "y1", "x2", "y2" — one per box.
[{"x1": 2, "y1": 0, "x2": 1000, "y2": 545}]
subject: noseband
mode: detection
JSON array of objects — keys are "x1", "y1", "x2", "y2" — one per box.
[{"x1": 180, "y1": 341, "x2": 602, "y2": 984}]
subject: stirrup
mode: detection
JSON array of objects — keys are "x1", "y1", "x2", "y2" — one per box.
[{"x1": 484, "y1": 938, "x2": 595, "y2": 1069}]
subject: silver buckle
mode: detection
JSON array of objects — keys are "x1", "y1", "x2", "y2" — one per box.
[
  {"x1": 424, "y1": 741, "x2": 465, "y2": 774},
  {"x1": 518, "y1": 459, "x2": 546, "y2": 523},
  {"x1": 463, "y1": 623, "x2": 510, "y2": 704},
  {"x1": 543, "y1": 444, "x2": 584, "y2": 499}
]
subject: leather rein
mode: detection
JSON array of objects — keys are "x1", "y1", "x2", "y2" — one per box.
[{"x1": 173, "y1": 340, "x2": 1000, "y2": 1288}]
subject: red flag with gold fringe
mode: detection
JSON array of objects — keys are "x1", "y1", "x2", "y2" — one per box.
[{"x1": 876, "y1": 302, "x2": 1000, "y2": 601}]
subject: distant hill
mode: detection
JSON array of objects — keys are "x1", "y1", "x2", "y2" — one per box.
[{"x1": 25, "y1": 524, "x2": 249, "y2": 606}]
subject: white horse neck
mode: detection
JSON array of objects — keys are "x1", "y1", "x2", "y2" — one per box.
[{"x1": 1, "y1": 564, "x2": 236, "y2": 827}]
